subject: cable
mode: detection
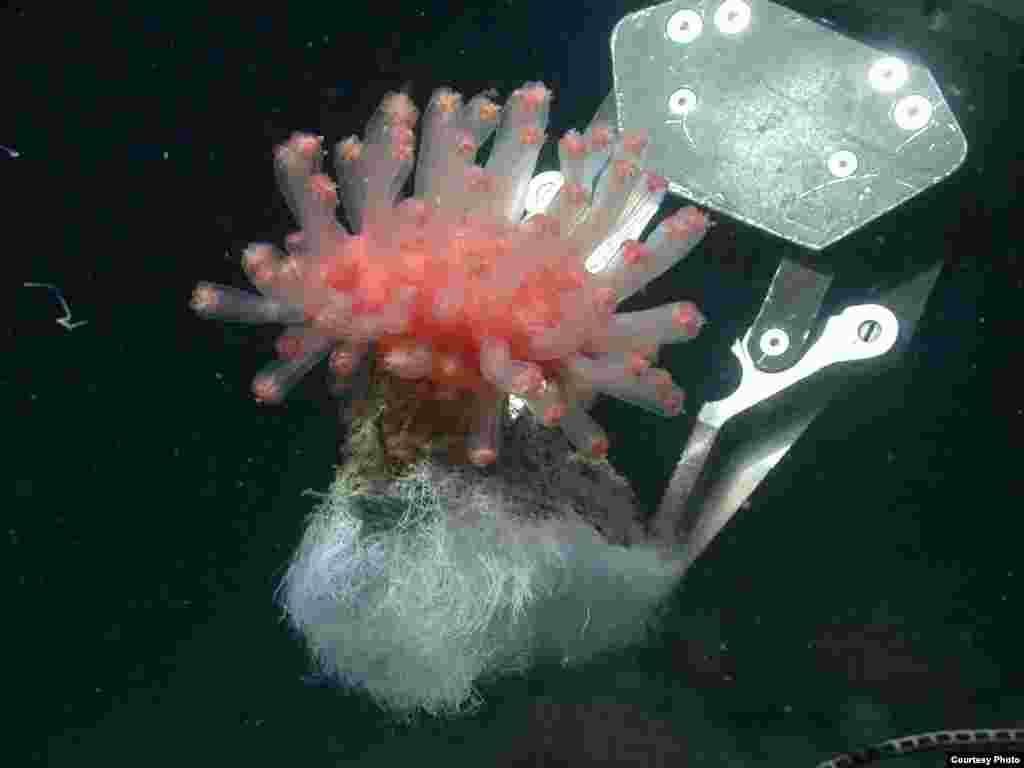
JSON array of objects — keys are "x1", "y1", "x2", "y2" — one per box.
[{"x1": 816, "y1": 727, "x2": 1024, "y2": 766}]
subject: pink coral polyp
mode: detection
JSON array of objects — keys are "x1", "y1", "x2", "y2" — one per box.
[{"x1": 190, "y1": 82, "x2": 710, "y2": 464}]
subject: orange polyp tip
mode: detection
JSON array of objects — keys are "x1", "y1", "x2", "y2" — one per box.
[
  {"x1": 381, "y1": 92, "x2": 419, "y2": 127},
  {"x1": 338, "y1": 137, "x2": 362, "y2": 162},
  {"x1": 559, "y1": 130, "x2": 586, "y2": 155},
  {"x1": 437, "y1": 89, "x2": 462, "y2": 113},
  {"x1": 672, "y1": 301, "x2": 705, "y2": 337},
  {"x1": 588, "y1": 124, "x2": 612, "y2": 150},
  {"x1": 310, "y1": 174, "x2": 338, "y2": 205},
  {"x1": 645, "y1": 172, "x2": 668, "y2": 192},
  {"x1": 252, "y1": 374, "x2": 283, "y2": 404},
  {"x1": 189, "y1": 283, "x2": 219, "y2": 313},
  {"x1": 520, "y1": 125, "x2": 544, "y2": 146},
  {"x1": 477, "y1": 99, "x2": 500, "y2": 122},
  {"x1": 622, "y1": 130, "x2": 649, "y2": 155},
  {"x1": 613, "y1": 158, "x2": 638, "y2": 182},
  {"x1": 665, "y1": 207, "x2": 710, "y2": 240},
  {"x1": 622, "y1": 241, "x2": 648, "y2": 266},
  {"x1": 243, "y1": 248, "x2": 276, "y2": 285},
  {"x1": 517, "y1": 83, "x2": 550, "y2": 111},
  {"x1": 295, "y1": 134, "x2": 322, "y2": 158}
]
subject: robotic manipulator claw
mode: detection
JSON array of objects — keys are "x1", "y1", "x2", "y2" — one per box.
[{"x1": 524, "y1": 0, "x2": 967, "y2": 574}]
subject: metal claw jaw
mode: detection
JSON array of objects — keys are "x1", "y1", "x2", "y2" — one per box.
[
  {"x1": 650, "y1": 303, "x2": 899, "y2": 572},
  {"x1": 594, "y1": 0, "x2": 965, "y2": 573}
]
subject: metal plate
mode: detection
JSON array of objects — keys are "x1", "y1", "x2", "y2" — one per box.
[{"x1": 610, "y1": 0, "x2": 968, "y2": 250}]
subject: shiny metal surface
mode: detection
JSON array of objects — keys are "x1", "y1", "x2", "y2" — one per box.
[{"x1": 609, "y1": 0, "x2": 968, "y2": 250}]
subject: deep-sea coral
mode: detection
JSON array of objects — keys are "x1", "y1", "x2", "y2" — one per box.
[
  {"x1": 190, "y1": 83, "x2": 714, "y2": 715},
  {"x1": 190, "y1": 82, "x2": 709, "y2": 465}
]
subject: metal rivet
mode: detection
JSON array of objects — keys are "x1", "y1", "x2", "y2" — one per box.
[
  {"x1": 893, "y1": 94, "x2": 933, "y2": 131},
  {"x1": 668, "y1": 88, "x2": 698, "y2": 116},
  {"x1": 666, "y1": 9, "x2": 703, "y2": 44},
  {"x1": 758, "y1": 328, "x2": 790, "y2": 357},
  {"x1": 524, "y1": 170, "x2": 564, "y2": 216},
  {"x1": 828, "y1": 150, "x2": 858, "y2": 178},
  {"x1": 858, "y1": 319, "x2": 882, "y2": 343},
  {"x1": 715, "y1": 0, "x2": 752, "y2": 35},
  {"x1": 868, "y1": 56, "x2": 909, "y2": 93}
]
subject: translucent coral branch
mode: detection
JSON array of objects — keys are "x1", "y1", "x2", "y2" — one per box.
[
  {"x1": 610, "y1": 301, "x2": 706, "y2": 348},
  {"x1": 481, "y1": 82, "x2": 551, "y2": 222},
  {"x1": 467, "y1": 394, "x2": 505, "y2": 467},
  {"x1": 415, "y1": 88, "x2": 468, "y2": 209},
  {"x1": 252, "y1": 334, "x2": 334, "y2": 404},
  {"x1": 558, "y1": 402, "x2": 610, "y2": 458},
  {"x1": 567, "y1": 356, "x2": 684, "y2": 418},
  {"x1": 338, "y1": 91, "x2": 419, "y2": 235},
  {"x1": 327, "y1": 341, "x2": 369, "y2": 396},
  {"x1": 274, "y1": 134, "x2": 341, "y2": 250},
  {"x1": 594, "y1": 206, "x2": 710, "y2": 304},
  {"x1": 190, "y1": 282, "x2": 304, "y2": 325}
]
